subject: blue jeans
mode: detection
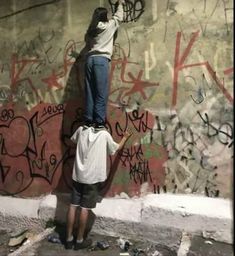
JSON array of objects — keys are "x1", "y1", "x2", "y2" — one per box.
[{"x1": 84, "y1": 55, "x2": 109, "y2": 124}]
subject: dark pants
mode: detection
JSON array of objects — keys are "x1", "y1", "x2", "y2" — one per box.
[{"x1": 84, "y1": 55, "x2": 109, "y2": 124}]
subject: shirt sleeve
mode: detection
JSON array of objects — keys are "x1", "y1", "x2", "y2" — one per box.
[
  {"x1": 106, "y1": 132, "x2": 119, "y2": 155},
  {"x1": 70, "y1": 127, "x2": 81, "y2": 144}
]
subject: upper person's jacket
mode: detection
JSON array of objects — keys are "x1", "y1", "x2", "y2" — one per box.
[{"x1": 87, "y1": 3, "x2": 124, "y2": 60}]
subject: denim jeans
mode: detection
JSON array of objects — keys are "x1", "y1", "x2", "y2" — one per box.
[{"x1": 84, "y1": 55, "x2": 109, "y2": 124}]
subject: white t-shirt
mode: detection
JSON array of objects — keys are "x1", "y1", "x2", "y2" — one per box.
[{"x1": 71, "y1": 126, "x2": 119, "y2": 184}]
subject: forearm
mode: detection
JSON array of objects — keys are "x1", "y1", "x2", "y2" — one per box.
[{"x1": 118, "y1": 135, "x2": 129, "y2": 150}]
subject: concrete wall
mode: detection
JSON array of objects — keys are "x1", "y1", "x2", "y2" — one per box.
[{"x1": 0, "y1": 0, "x2": 233, "y2": 198}]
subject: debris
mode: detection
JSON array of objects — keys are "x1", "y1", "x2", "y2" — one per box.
[
  {"x1": 205, "y1": 240, "x2": 213, "y2": 245},
  {"x1": 124, "y1": 241, "x2": 130, "y2": 251},
  {"x1": 181, "y1": 212, "x2": 191, "y2": 217},
  {"x1": 177, "y1": 231, "x2": 191, "y2": 256},
  {"x1": 47, "y1": 234, "x2": 61, "y2": 244},
  {"x1": 117, "y1": 238, "x2": 125, "y2": 249},
  {"x1": 22, "y1": 239, "x2": 31, "y2": 246},
  {"x1": 151, "y1": 250, "x2": 161, "y2": 256},
  {"x1": 87, "y1": 245, "x2": 98, "y2": 251},
  {"x1": 8, "y1": 230, "x2": 29, "y2": 247},
  {"x1": 185, "y1": 188, "x2": 192, "y2": 194},
  {"x1": 120, "y1": 192, "x2": 130, "y2": 199},
  {"x1": 140, "y1": 182, "x2": 150, "y2": 196},
  {"x1": 8, "y1": 227, "x2": 55, "y2": 256},
  {"x1": 132, "y1": 248, "x2": 147, "y2": 256},
  {"x1": 97, "y1": 240, "x2": 110, "y2": 250},
  {"x1": 120, "y1": 253, "x2": 130, "y2": 256},
  {"x1": 202, "y1": 230, "x2": 214, "y2": 239},
  {"x1": 117, "y1": 238, "x2": 132, "y2": 251}
]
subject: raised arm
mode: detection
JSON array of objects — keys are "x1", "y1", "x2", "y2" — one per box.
[{"x1": 112, "y1": 0, "x2": 125, "y2": 23}]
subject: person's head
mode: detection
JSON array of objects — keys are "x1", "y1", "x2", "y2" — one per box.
[
  {"x1": 92, "y1": 7, "x2": 108, "y2": 23},
  {"x1": 86, "y1": 7, "x2": 108, "y2": 38}
]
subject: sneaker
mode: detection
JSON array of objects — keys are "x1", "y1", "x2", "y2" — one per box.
[
  {"x1": 65, "y1": 240, "x2": 73, "y2": 249},
  {"x1": 94, "y1": 123, "x2": 106, "y2": 131},
  {"x1": 83, "y1": 122, "x2": 94, "y2": 130},
  {"x1": 83, "y1": 124, "x2": 90, "y2": 129},
  {"x1": 83, "y1": 119, "x2": 94, "y2": 127},
  {"x1": 74, "y1": 238, "x2": 92, "y2": 250}
]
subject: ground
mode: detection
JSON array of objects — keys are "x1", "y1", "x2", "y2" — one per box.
[{"x1": 0, "y1": 227, "x2": 233, "y2": 256}]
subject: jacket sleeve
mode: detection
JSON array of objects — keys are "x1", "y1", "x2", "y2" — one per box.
[{"x1": 112, "y1": 3, "x2": 124, "y2": 25}]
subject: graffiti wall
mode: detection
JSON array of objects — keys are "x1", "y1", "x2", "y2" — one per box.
[{"x1": 0, "y1": 0, "x2": 233, "y2": 198}]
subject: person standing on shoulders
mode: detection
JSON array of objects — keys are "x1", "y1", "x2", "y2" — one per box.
[{"x1": 83, "y1": 0, "x2": 126, "y2": 130}]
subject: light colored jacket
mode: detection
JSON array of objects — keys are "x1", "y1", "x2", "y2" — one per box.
[{"x1": 88, "y1": 3, "x2": 124, "y2": 60}]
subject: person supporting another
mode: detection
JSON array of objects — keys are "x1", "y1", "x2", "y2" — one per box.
[
  {"x1": 84, "y1": 0, "x2": 125, "y2": 129},
  {"x1": 65, "y1": 125, "x2": 131, "y2": 250}
]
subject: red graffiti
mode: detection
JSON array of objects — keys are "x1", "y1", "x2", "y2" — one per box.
[
  {"x1": 41, "y1": 40, "x2": 76, "y2": 89},
  {"x1": 41, "y1": 69, "x2": 63, "y2": 89},
  {"x1": 124, "y1": 70, "x2": 159, "y2": 100},
  {"x1": 10, "y1": 54, "x2": 41, "y2": 101},
  {"x1": 109, "y1": 46, "x2": 159, "y2": 104},
  {"x1": 172, "y1": 31, "x2": 233, "y2": 109},
  {"x1": 223, "y1": 67, "x2": 233, "y2": 75}
]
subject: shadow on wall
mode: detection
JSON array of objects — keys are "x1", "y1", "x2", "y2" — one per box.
[
  {"x1": 54, "y1": 43, "x2": 125, "y2": 198},
  {"x1": 55, "y1": 45, "x2": 87, "y2": 194},
  {"x1": 54, "y1": 8, "x2": 125, "y2": 198}
]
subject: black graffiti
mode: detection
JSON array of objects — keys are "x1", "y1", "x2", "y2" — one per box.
[
  {"x1": 31, "y1": 145, "x2": 58, "y2": 181},
  {"x1": 119, "y1": 144, "x2": 144, "y2": 166},
  {"x1": 155, "y1": 114, "x2": 219, "y2": 172},
  {"x1": 1, "y1": 28, "x2": 62, "y2": 78},
  {"x1": 153, "y1": 112, "x2": 231, "y2": 197},
  {"x1": 115, "y1": 109, "x2": 152, "y2": 136},
  {"x1": 190, "y1": 169, "x2": 219, "y2": 195},
  {"x1": 41, "y1": 104, "x2": 64, "y2": 118},
  {"x1": 156, "y1": 167, "x2": 220, "y2": 198},
  {"x1": 0, "y1": 86, "x2": 10, "y2": 102},
  {"x1": 38, "y1": 27, "x2": 55, "y2": 44},
  {"x1": 154, "y1": 184, "x2": 165, "y2": 194},
  {"x1": 0, "y1": 162, "x2": 10, "y2": 183},
  {"x1": 173, "y1": 122, "x2": 196, "y2": 152},
  {"x1": 0, "y1": 62, "x2": 10, "y2": 74},
  {"x1": 0, "y1": 109, "x2": 14, "y2": 122},
  {"x1": 14, "y1": 28, "x2": 59, "y2": 65},
  {"x1": 155, "y1": 185, "x2": 167, "y2": 194},
  {"x1": 109, "y1": 0, "x2": 145, "y2": 22},
  {"x1": 0, "y1": 105, "x2": 65, "y2": 195},
  {"x1": 28, "y1": 29, "x2": 61, "y2": 68},
  {"x1": 118, "y1": 144, "x2": 152, "y2": 184},
  {"x1": 0, "y1": 0, "x2": 61, "y2": 20},
  {"x1": 205, "y1": 186, "x2": 219, "y2": 197},
  {"x1": 205, "y1": 174, "x2": 220, "y2": 197},
  {"x1": 197, "y1": 111, "x2": 233, "y2": 147},
  {"x1": 129, "y1": 159, "x2": 152, "y2": 184},
  {"x1": 185, "y1": 74, "x2": 212, "y2": 104}
]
